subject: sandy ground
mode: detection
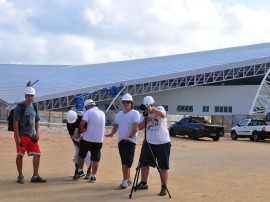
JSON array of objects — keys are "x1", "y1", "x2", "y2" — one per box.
[{"x1": 1, "y1": 124, "x2": 270, "y2": 202}]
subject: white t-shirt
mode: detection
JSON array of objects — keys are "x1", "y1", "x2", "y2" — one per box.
[
  {"x1": 115, "y1": 109, "x2": 140, "y2": 144},
  {"x1": 82, "y1": 106, "x2": 105, "y2": 143},
  {"x1": 143, "y1": 106, "x2": 170, "y2": 144}
]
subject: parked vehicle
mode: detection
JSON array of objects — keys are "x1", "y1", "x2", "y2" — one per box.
[
  {"x1": 169, "y1": 116, "x2": 224, "y2": 141},
  {"x1": 230, "y1": 119, "x2": 270, "y2": 142},
  {"x1": 265, "y1": 112, "x2": 270, "y2": 124}
]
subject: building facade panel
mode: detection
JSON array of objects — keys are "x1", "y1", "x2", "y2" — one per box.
[{"x1": 99, "y1": 85, "x2": 259, "y2": 116}]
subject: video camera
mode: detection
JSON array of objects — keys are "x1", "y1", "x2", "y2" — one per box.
[
  {"x1": 139, "y1": 104, "x2": 150, "y2": 111},
  {"x1": 139, "y1": 104, "x2": 150, "y2": 116}
]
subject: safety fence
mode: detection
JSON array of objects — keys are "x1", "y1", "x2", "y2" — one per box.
[{"x1": 0, "y1": 109, "x2": 67, "y2": 124}]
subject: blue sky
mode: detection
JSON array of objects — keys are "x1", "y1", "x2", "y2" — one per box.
[{"x1": 0, "y1": 0, "x2": 270, "y2": 65}]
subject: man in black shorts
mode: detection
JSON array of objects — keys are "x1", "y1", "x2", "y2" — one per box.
[
  {"x1": 105, "y1": 94, "x2": 140, "y2": 189},
  {"x1": 74, "y1": 99, "x2": 105, "y2": 183},
  {"x1": 137, "y1": 96, "x2": 171, "y2": 196}
]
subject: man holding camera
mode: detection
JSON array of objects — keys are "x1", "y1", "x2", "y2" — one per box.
[
  {"x1": 13, "y1": 86, "x2": 47, "y2": 184},
  {"x1": 105, "y1": 93, "x2": 140, "y2": 189},
  {"x1": 137, "y1": 96, "x2": 171, "y2": 196}
]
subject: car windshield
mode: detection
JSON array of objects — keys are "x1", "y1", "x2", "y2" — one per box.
[
  {"x1": 265, "y1": 113, "x2": 270, "y2": 121},
  {"x1": 250, "y1": 120, "x2": 267, "y2": 126},
  {"x1": 190, "y1": 118, "x2": 209, "y2": 124},
  {"x1": 240, "y1": 120, "x2": 249, "y2": 126}
]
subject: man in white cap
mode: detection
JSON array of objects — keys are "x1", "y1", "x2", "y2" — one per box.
[
  {"x1": 66, "y1": 110, "x2": 91, "y2": 180},
  {"x1": 74, "y1": 99, "x2": 105, "y2": 183},
  {"x1": 136, "y1": 96, "x2": 171, "y2": 196},
  {"x1": 13, "y1": 86, "x2": 47, "y2": 184},
  {"x1": 105, "y1": 93, "x2": 140, "y2": 189}
]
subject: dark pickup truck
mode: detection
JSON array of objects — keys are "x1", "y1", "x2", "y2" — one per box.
[{"x1": 169, "y1": 116, "x2": 224, "y2": 141}]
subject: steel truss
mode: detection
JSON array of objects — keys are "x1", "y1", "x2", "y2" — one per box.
[
  {"x1": 0, "y1": 99, "x2": 8, "y2": 109},
  {"x1": 35, "y1": 62, "x2": 270, "y2": 111},
  {"x1": 250, "y1": 68, "x2": 270, "y2": 114}
]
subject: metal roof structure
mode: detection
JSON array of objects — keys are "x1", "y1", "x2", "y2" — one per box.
[{"x1": 1, "y1": 42, "x2": 270, "y2": 113}]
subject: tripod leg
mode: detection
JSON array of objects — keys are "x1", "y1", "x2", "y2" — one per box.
[
  {"x1": 155, "y1": 166, "x2": 171, "y2": 198},
  {"x1": 129, "y1": 136, "x2": 146, "y2": 199},
  {"x1": 134, "y1": 167, "x2": 140, "y2": 189},
  {"x1": 129, "y1": 163, "x2": 140, "y2": 199}
]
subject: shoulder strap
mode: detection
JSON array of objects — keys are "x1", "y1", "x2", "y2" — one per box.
[
  {"x1": 17, "y1": 103, "x2": 25, "y2": 117},
  {"x1": 33, "y1": 103, "x2": 38, "y2": 114},
  {"x1": 17, "y1": 103, "x2": 38, "y2": 121}
]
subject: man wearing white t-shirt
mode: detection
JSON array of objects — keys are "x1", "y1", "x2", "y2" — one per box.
[
  {"x1": 74, "y1": 99, "x2": 105, "y2": 183},
  {"x1": 105, "y1": 94, "x2": 140, "y2": 189},
  {"x1": 136, "y1": 96, "x2": 171, "y2": 196}
]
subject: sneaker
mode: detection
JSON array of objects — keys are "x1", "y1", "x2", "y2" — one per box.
[
  {"x1": 73, "y1": 171, "x2": 85, "y2": 180},
  {"x1": 159, "y1": 187, "x2": 167, "y2": 196},
  {"x1": 85, "y1": 169, "x2": 91, "y2": 180},
  {"x1": 90, "y1": 176, "x2": 96, "y2": 183},
  {"x1": 127, "y1": 179, "x2": 132, "y2": 186},
  {"x1": 135, "y1": 182, "x2": 148, "y2": 190},
  {"x1": 72, "y1": 170, "x2": 77, "y2": 180},
  {"x1": 120, "y1": 180, "x2": 128, "y2": 189},
  {"x1": 30, "y1": 176, "x2": 47, "y2": 183},
  {"x1": 17, "y1": 175, "x2": 24, "y2": 184}
]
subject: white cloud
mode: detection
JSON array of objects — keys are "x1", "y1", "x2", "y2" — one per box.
[
  {"x1": 0, "y1": 0, "x2": 270, "y2": 65},
  {"x1": 84, "y1": 8, "x2": 104, "y2": 26},
  {"x1": 46, "y1": 34, "x2": 131, "y2": 65}
]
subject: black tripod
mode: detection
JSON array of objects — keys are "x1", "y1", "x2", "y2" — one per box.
[{"x1": 129, "y1": 112, "x2": 171, "y2": 199}]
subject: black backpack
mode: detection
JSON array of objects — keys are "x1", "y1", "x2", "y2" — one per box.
[{"x1": 7, "y1": 103, "x2": 38, "y2": 132}]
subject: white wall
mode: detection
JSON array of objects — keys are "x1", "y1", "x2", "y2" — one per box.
[
  {"x1": 133, "y1": 85, "x2": 259, "y2": 115},
  {"x1": 99, "y1": 85, "x2": 259, "y2": 116}
]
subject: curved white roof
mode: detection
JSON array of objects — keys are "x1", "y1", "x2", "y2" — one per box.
[{"x1": 1, "y1": 42, "x2": 270, "y2": 104}]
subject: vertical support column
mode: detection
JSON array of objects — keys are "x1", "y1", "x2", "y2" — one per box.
[{"x1": 249, "y1": 68, "x2": 270, "y2": 114}]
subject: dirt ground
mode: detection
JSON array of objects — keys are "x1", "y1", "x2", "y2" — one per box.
[{"x1": 1, "y1": 124, "x2": 270, "y2": 202}]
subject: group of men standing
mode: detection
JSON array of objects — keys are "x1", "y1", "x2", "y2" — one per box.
[{"x1": 13, "y1": 86, "x2": 171, "y2": 197}]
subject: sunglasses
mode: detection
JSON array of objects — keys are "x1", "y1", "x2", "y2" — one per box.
[
  {"x1": 26, "y1": 94, "x2": 34, "y2": 97},
  {"x1": 122, "y1": 101, "x2": 132, "y2": 104}
]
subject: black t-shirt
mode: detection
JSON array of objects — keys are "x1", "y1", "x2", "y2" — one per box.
[{"x1": 66, "y1": 116, "x2": 87, "y2": 146}]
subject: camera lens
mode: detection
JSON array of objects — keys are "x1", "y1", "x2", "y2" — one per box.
[{"x1": 140, "y1": 104, "x2": 147, "y2": 110}]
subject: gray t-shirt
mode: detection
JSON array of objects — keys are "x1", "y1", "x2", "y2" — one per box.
[{"x1": 13, "y1": 104, "x2": 40, "y2": 138}]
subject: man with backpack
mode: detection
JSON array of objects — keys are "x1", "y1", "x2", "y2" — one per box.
[{"x1": 13, "y1": 86, "x2": 47, "y2": 184}]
